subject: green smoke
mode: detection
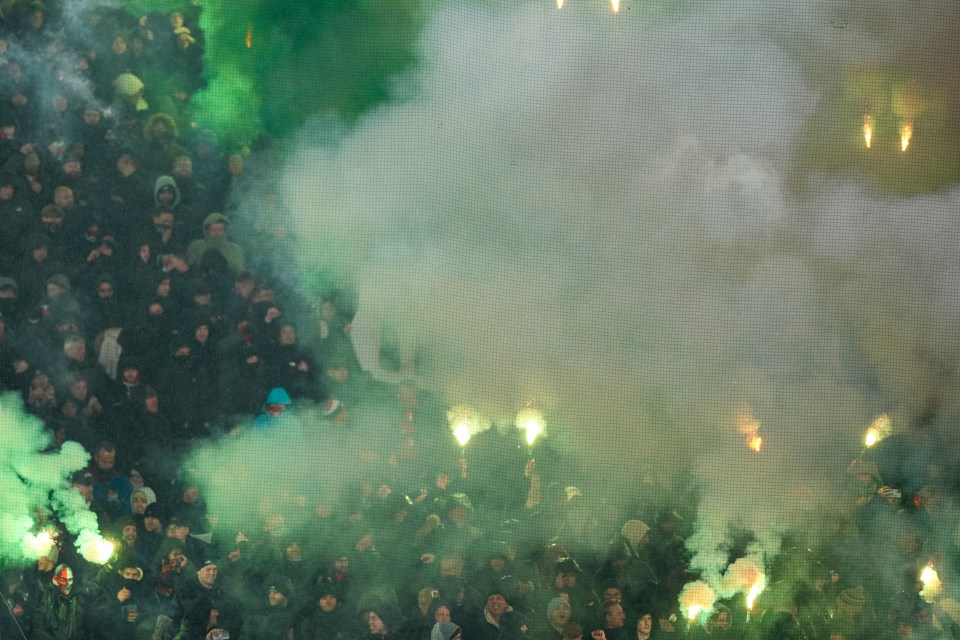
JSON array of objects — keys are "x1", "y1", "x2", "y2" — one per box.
[
  {"x1": 0, "y1": 393, "x2": 94, "y2": 566},
  {"x1": 120, "y1": 0, "x2": 424, "y2": 146}
]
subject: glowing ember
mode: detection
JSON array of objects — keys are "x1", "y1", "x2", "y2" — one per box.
[
  {"x1": 748, "y1": 433, "x2": 762, "y2": 452},
  {"x1": 900, "y1": 122, "x2": 912, "y2": 152},
  {"x1": 557, "y1": 0, "x2": 564, "y2": 8},
  {"x1": 246, "y1": 26, "x2": 253, "y2": 49},
  {"x1": 920, "y1": 564, "x2": 942, "y2": 603},
  {"x1": 863, "y1": 114, "x2": 873, "y2": 149},
  {"x1": 720, "y1": 557, "x2": 766, "y2": 609},
  {"x1": 610, "y1": 0, "x2": 620, "y2": 12}
]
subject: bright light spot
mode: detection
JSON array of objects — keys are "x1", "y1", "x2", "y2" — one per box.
[
  {"x1": 610, "y1": 0, "x2": 620, "y2": 12},
  {"x1": 557, "y1": 0, "x2": 564, "y2": 8},
  {"x1": 900, "y1": 122, "x2": 913, "y2": 152},
  {"x1": 863, "y1": 114, "x2": 873, "y2": 149},
  {"x1": 515, "y1": 407, "x2": 546, "y2": 446},
  {"x1": 920, "y1": 564, "x2": 942, "y2": 603},
  {"x1": 748, "y1": 433, "x2": 762, "y2": 452},
  {"x1": 78, "y1": 532, "x2": 115, "y2": 565},
  {"x1": 746, "y1": 575, "x2": 766, "y2": 610},
  {"x1": 864, "y1": 413, "x2": 891, "y2": 448},
  {"x1": 23, "y1": 530, "x2": 53, "y2": 558},
  {"x1": 453, "y1": 422, "x2": 472, "y2": 447},
  {"x1": 687, "y1": 605, "x2": 701, "y2": 621},
  {"x1": 246, "y1": 26, "x2": 253, "y2": 49}
]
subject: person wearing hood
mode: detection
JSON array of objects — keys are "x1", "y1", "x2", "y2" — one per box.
[
  {"x1": 141, "y1": 112, "x2": 186, "y2": 177},
  {"x1": 362, "y1": 605, "x2": 405, "y2": 640},
  {"x1": 87, "y1": 559, "x2": 153, "y2": 640},
  {"x1": 186, "y1": 212, "x2": 246, "y2": 274},
  {"x1": 172, "y1": 558, "x2": 239, "y2": 640},
  {"x1": 299, "y1": 577, "x2": 353, "y2": 640},
  {"x1": 253, "y1": 386, "x2": 294, "y2": 431},
  {"x1": 431, "y1": 621, "x2": 463, "y2": 640},
  {"x1": 240, "y1": 577, "x2": 298, "y2": 640},
  {"x1": 30, "y1": 562, "x2": 86, "y2": 640},
  {"x1": 153, "y1": 174, "x2": 199, "y2": 235}
]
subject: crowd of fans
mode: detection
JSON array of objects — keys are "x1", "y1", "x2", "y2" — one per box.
[{"x1": 0, "y1": 2, "x2": 959, "y2": 640}]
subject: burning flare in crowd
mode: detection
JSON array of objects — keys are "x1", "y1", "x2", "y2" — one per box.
[
  {"x1": 720, "y1": 557, "x2": 767, "y2": 609},
  {"x1": 735, "y1": 407, "x2": 762, "y2": 452},
  {"x1": 900, "y1": 122, "x2": 913, "y2": 151},
  {"x1": 610, "y1": 0, "x2": 620, "y2": 12},
  {"x1": 515, "y1": 405, "x2": 546, "y2": 447},
  {"x1": 557, "y1": 0, "x2": 564, "y2": 8},
  {"x1": 446, "y1": 404, "x2": 491, "y2": 452},
  {"x1": 920, "y1": 564, "x2": 942, "y2": 603},
  {"x1": 864, "y1": 413, "x2": 892, "y2": 448},
  {"x1": 679, "y1": 580, "x2": 716, "y2": 622},
  {"x1": 863, "y1": 114, "x2": 873, "y2": 149}
]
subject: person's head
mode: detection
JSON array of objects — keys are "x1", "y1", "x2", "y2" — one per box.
[
  {"x1": 143, "y1": 505, "x2": 163, "y2": 532},
  {"x1": 111, "y1": 34, "x2": 127, "y2": 55},
  {"x1": 153, "y1": 209, "x2": 174, "y2": 229},
  {"x1": 318, "y1": 591, "x2": 338, "y2": 613},
  {"x1": 63, "y1": 335, "x2": 86, "y2": 362},
  {"x1": 121, "y1": 363, "x2": 140, "y2": 385},
  {"x1": 487, "y1": 592, "x2": 509, "y2": 618},
  {"x1": 278, "y1": 323, "x2": 297, "y2": 345},
  {"x1": 433, "y1": 604, "x2": 452, "y2": 623},
  {"x1": 170, "y1": 12, "x2": 184, "y2": 29},
  {"x1": 268, "y1": 584, "x2": 288, "y2": 607},
  {"x1": 419, "y1": 587, "x2": 440, "y2": 615},
  {"x1": 83, "y1": 107, "x2": 101, "y2": 126},
  {"x1": 548, "y1": 599, "x2": 571, "y2": 628},
  {"x1": 95, "y1": 443, "x2": 116, "y2": 470},
  {"x1": 602, "y1": 586, "x2": 622, "y2": 603},
  {"x1": 97, "y1": 279, "x2": 114, "y2": 298},
  {"x1": 53, "y1": 186, "x2": 74, "y2": 211},
  {"x1": 68, "y1": 377, "x2": 88, "y2": 401},
  {"x1": 197, "y1": 561, "x2": 217, "y2": 588},
  {"x1": 41, "y1": 205, "x2": 64, "y2": 231},
  {"x1": 172, "y1": 155, "x2": 192, "y2": 179},
  {"x1": 132, "y1": 490, "x2": 151, "y2": 515},
  {"x1": 121, "y1": 522, "x2": 137, "y2": 543},
  {"x1": 368, "y1": 611, "x2": 387, "y2": 635},
  {"x1": 561, "y1": 622, "x2": 582, "y2": 640},
  {"x1": 636, "y1": 612, "x2": 653, "y2": 638},
  {"x1": 708, "y1": 606, "x2": 730, "y2": 631},
  {"x1": 603, "y1": 600, "x2": 625, "y2": 629},
  {"x1": 227, "y1": 153, "x2": 244, "y2": 175}
]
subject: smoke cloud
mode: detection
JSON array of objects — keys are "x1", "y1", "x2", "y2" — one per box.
[
  {"x1": 0, "y1": 393, "x2": 101, "y2": 565},
  {"x1": 207, "y1": 0, "x2": 960, "y2": 611}
]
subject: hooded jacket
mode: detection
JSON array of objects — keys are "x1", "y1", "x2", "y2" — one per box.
[{"x1": 185, "y1": 212, "x2": 246, "y2": 274}]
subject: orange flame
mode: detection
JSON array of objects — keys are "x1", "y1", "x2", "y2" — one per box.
[
  {"x1": 900, "y1": 122, "x2": 913, "y2": 152},
  {"x1": 610, "y1": 0, "x2": 620, "y2": 12},
  {"x1": 748, "y1": 434, "x2": 762, "y2": 452},
  {"x1": 863, "y1": 115, "x2": 873, "y2": 149},
  {"x1": 245, "y1": 25, "x2": 253, "y2": 49}
]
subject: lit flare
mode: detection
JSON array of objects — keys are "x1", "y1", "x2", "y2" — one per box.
[
  {"x1": 863, "y1": 115, "x2": 873, "y2": 149},
  {"x1": 246, "y1": 26, "x2": 253, "y2": 49},
  {"x1": 748, "y1": 433, "x2": 762, "y2": 452},
  {"x1": 920, "y1": 564, "x2": 942, "y2": 603},
  {"x1": 515, "y1": 406, "x2": 546, "y2": 446},
  {"x1": 557, "y1": 0, "x2": 564, "y2": 8},
  {"x1": 864, "y1": 413, "x2": 891, "y2": 448},
  {"x1": 610, "y1": 0, "x2": 620, "y2": 12},
  {"x1": 900, "y1": 122, "x2": 913, "y2": 152}
]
